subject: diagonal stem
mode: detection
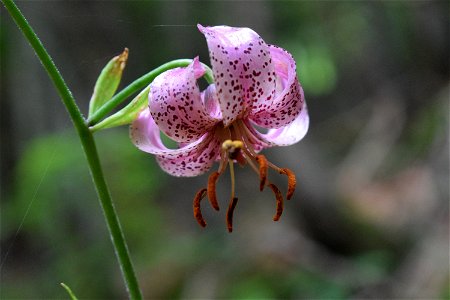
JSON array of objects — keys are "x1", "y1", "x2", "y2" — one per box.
[
  {"x1": 1, "y1": 0, "x2": 142, "y2": 298},
  {"x1": 87, "y1": 60, "x2": 214, "y2": 126}
]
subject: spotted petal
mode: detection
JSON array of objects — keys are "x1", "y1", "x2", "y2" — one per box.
[
  {"x1": 130, "y1": 109, "x2": 220, "y2": 177},
  {"x1": 149, "y1": 57, "x2": 219, "y2": 143},
  {"x1": 250, "y1": 46, "x2": 305, "y2": 129},
  {"x1": 245, "y1": 103, "x2": 309, "y2": 147},
  {"x1": 203, "y1": 84, "x2": 222, "y2": 119},
  {"x1": 198, "y1": 24, "x2": 276, "y2": 127}
]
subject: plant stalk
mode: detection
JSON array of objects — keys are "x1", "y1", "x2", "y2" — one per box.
[{"x1": 1, "y1": 0, "x2": 142, "y2": 298}]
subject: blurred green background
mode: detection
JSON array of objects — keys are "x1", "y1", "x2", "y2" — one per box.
[{"x1": 1, "y1": 1, "x2": 449, "y2": 299}]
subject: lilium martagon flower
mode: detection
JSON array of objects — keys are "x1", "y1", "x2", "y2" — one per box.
[{"x1": 130, "y1": 24, "x2": 309, "y2": 232}]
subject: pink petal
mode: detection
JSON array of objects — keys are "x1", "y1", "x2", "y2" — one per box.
[
  {"x1": 202, "y1": 84, "x2": 222, "y2": 120},
  {"x1": 245, "y1": 103, "x2": 309, "y2": 147},
  {"x1": 156, "y1": 136, "x2": 221, "y2": 177},
  {"x1": 149, "y1": 57, "x2": 219, "y2": 143},
  {"x1": 130, "y1": 109, "x2": 220, "y2": 176},
  {"x1": 250, "y1": 45, "x2": 305, "y2": 129},
  {"x1": 198, "y1": 24, "x2": 276, "y2": 127}
]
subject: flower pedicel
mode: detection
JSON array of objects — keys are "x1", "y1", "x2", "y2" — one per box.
[{"x1": 130, "y1": 24, "x2": 309, "y2": 232}]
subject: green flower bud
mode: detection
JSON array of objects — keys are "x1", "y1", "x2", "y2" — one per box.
[{"x1": 88, "y1": 48, "x2": 128, "y2": 116}]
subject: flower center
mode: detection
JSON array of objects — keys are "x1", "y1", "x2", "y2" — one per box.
[{"x1": 193, "y1": 119, "x2": 296, "y2": 232}]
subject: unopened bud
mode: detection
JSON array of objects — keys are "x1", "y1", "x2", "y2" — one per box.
[{"x1": 88, "y1": 48, "x2": 128, "y2": 117}]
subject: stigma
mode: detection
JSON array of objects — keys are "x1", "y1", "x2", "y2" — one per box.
[{"x1": 193, "y1": 120, "x2": 296, "y2": 232}]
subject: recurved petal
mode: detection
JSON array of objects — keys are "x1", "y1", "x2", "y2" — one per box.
[
  {"x1": 149, "y1": 57, "x2": 219, "y2": 143},
  {"x1": 246, "y1": 103, "x2": 309, "y2": 147},
  {"x1": 250, "y1": 45, "x2": 305, "y2": 129},
  {"x1": 130, "y1": 109, "x2": 221, "y2": 176},
  {"x1": 156, "y1": 135, "x2": 221, "y2": 177},
  {"x1": 198, "y1": 24, "x2": 276, "y2": 127}
]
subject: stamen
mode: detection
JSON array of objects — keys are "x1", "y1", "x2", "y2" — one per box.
[
  {"x1": 235, "y1": 120, "x2": 260, "y2": 158},
  {"x1": 207, "y1": 171, "x2": 220, "y2": 211},
  {"x1": 193, "y1": 188, "x2": 208, "y2": 227},
  {"x1": 235, "y1": 151, "x2": 247, "y2": 166},
  {"x1": 268, "y1": 183, "x2": 284, "y2": 221},
  {"x1": 226, "y1": 197, "x2": 239, "y2": 233},
  {"x1": 217, "y1": 150, "x2": 228, "y2": 174},
  {"x1": 279, "y1": 168, "x2": 296, "y2": 200},
  {"x1": 240, "y1": 147, "x2": 260, "y2": 174},
  {"x1": 256, "y1": 155, "x2": 268, "y2": 191}
]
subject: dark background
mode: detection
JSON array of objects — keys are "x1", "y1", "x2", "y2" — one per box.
[{"x1": 1, "y1": 1, "x2": 449, "y2": 299}]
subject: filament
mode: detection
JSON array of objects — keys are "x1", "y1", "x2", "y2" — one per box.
[
  {"x1": 218, "y1": 150, "x2": 228, "y2": 174},
  {"x1": 235, "y1": 121, "x2": 259, "y2": 158},
  {"x1": 241, "y1": 148, "x2": 260, "y2": 175}
]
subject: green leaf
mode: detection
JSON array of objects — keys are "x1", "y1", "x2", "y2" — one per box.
[
  {"x1": 88, "y1": 48, "x2": 129, "y2": 116},
  {"x1": 90, "y1": 85, "x2": 149, "y2": 131}
]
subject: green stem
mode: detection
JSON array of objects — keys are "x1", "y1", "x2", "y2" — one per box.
[
  {"x1": 88, "y1": 60, "x2": 214, "y2": 126},
  {"x1": 2, "y1": 1, "x2": 142, "y2": 299},
  {"x1": 60, "y1": 283, "x2": 79, "y2": 300}
]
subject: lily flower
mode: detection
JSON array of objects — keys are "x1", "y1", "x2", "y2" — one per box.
[{"x1": 130, "y1": 24, "x2": 309, "y2": 232}]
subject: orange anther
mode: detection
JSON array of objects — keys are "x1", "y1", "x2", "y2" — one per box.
[
  {"x1": 193, "y1": 188, "x2": 208, "y2": 227},
  {"x1": 268, "y1": 183, "x2": 283, "y2": 221},
  {"x1": 256, "y1": 155, "x2": 268, "y2": 191},
  {"x1": 207, "y1": 171, "x2": 220, "y2": 211},
  {"x1": 279, "y1": 168, "x2": 296, "y2": 200},
  {"x1": 226, "y1": 197, "x2": 239, "y2": 233}
]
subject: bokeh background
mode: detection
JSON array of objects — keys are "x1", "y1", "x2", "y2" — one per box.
[{"x1": 1, "y1": 1, "x2": 449, "y2": 299}]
